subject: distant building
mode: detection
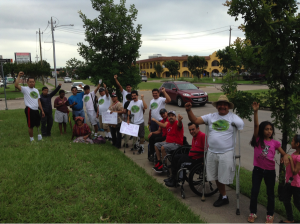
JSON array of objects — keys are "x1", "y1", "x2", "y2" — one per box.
[{"x1": 137, "y1": 51, "x2": 223, "y2": 78}]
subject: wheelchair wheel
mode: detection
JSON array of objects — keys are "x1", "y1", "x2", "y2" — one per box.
[{"x1": 188, "y1": 163, "x2": 218, "y2": 197}]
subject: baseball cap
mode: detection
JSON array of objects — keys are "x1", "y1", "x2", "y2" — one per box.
[
  {"x1": 159, "y1": 108, "x2": 167, "y2": 114},
  {"x1": 167, "y1": 110, "x2": 176, "y2": 116},
  {"x1": 99, "y1": 87, "x2": 105, "y2": 92}
]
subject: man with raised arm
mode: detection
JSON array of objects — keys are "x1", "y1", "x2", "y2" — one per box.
[
  {"x1": 127, "y1": 90, "x2": 147, "y2": 154},
  {"x1": 14, "y1": 71, "x2": 45, "y2": 142},
  {"x1": 185, "y1": 95, "x2": 244, "y2": 207},
  {"x1": 68, "y1": 86, "x2": 85, "y2": 122},
  {"x1": 148, "y1": 87, "x2": 171, "y2": 132},
  {"x1": 114, "y1": 74, "x2": 132, "y2": 106},
  {"x1": 152, "y1": 111, "x2": 184, "y2": 173}
]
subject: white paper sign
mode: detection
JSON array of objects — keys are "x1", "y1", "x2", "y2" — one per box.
[
  {"x1": 99, "y1": 79, "x2": 102, "y2": 84},
  {"x1": 102, "y1": 112, "x2": 118, "y2": 125},
  {"x1": 120, "y1": 121, "x2": 139, "y2": 137}
]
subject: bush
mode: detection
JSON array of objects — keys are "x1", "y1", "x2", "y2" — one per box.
[{"x1": 150, "y1": 72, "x2": 156, "y2": 78}]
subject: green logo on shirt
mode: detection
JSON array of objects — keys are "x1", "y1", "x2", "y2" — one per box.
[
  {"x1": 84, "y1": 96, "x2": 90, "y2": 102},
  {"x1": 30, "y1": 91, "x2": 38, "y2": 99},
  {"x1": 98, "y1": 99, "x2": 104, "y2": 105},
  {"x1": 212, "y1": 120, "x2": 229, "y2": 132},
  {"x1": 151, "y1": 102, "x2": 158, "y2": 109},
  {"x1": 131, "y1": 105, "x2": 140, "y2": 113}
]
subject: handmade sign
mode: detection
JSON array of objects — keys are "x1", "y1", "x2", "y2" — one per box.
[
  {"x1": 120, "y1": 121, "x2": 139, "y2": 137},
  {"x1": 102, "y1": 112, "x2": 117, "y2": 125}
]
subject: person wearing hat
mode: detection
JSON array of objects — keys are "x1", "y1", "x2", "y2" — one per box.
[
  {"x1": 185, "y1": 95, "x2": 244, "y2": 207},
  {"x1": 148, "y1": 87, "x2": 171, "y2": 132},
  {"x1": 71, "y1": 116, "x2": 94, "y2": 144},
  {"x1": 147, "y1": 108, "x2": 169, "y2": 162},
  {"x1": 96, "y1": 83, "x2": 112, "y2": 139},
  {"x1": 108, "y1": 93, "x2": 124, "y2": 148},
  {"x1": 152, "y1": 110, "x2": 184, "y2": 173}
]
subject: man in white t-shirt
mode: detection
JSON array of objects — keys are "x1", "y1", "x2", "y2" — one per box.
[
  {"x1": 127, "y1": 90, "x2": 148, "y2": 154},
  {"x1": 14, "y1": 71, "x2": 45, "y2": 142},
  {"x1": 114, "y1": 74, "x2": 132, "y2": 106},
  {"x1": 96, "y1": 83, "x2": 112, "y2": 139},
  {"x1": 185, "y1": 95, "x2": 244, "y2": 207},
  {"x1": 148, "y1": 87, "x2": 171, "y2": 132},
  {"x1": 81, "y1": 83, "x2": 101, "y2": 137}
]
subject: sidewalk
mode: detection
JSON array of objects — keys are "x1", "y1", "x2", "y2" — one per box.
[{"x1": 116, "y1": 146, "x2": 285, "y2": 223}]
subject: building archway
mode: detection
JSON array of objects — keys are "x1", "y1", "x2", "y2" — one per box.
[
  {"x1": 212, "y1": 60, "x2": 220, "y2": 66},
  {"x1": 183, "y1": 71, "x2": 190, "y2": 77},
  {"x1": 212, "y1": 69, "x2": 219, "y2": 76},
  {"x1": 147, "y1": 72, "x2": 150, "y2": 78}
]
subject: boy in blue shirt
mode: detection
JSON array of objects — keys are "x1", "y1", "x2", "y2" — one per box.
[{"x1": 68, "y1": 87, "x2": 85, "y2": 122}]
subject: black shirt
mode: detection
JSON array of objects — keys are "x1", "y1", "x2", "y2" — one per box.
[{"x1": 40, "y1": 85, "x2": 61, "y2": 115}]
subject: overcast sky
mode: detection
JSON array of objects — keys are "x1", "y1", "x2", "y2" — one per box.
[{"x1": 0, "y1": 0, "x2": 263, "y2": 68}]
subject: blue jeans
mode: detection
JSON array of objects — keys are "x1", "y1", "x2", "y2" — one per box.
[
  {"x1": 250, "y1": 166, "x2": 276, "y2": 216},
  {"x1": 150, "y1": 120, "x2": 159, "y2": 132},
  {"x1": 72, "y1": 109, "x2": 86, "y2": 123}
]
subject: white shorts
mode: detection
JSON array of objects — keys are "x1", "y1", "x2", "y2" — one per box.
[
  {"x1": 87, "y1": 110, "x2": 98, "y2": 126},
  {"x1": 54, "y1": 110, "x2": 68, "y2": 123},
  {"x1": 206, "y1": 150, "x2": 235, "y2": 185}
]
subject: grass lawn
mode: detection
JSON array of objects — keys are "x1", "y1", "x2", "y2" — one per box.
[
  {"x1": 231, "y1": 167, "x2": 300, "y2": 222},
  {"x1": 0, "y1": 109, "x2": 203, "y2": 223},
  {"x1": 208, "y1": 89, "x2": 268, "y2": 102}
]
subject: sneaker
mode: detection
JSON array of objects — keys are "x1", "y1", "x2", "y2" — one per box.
[
  {"x1": 38, "y1": 134, "x2": 42, "y2": 141},
  {"x1": 164, "y1": 177, "x2": 172, "y2": 182},
  {"x1": 148, "y1": 155, "x2": 154, "y2": 162},
  {"x1": 248, "y1": 213, "x2": 257, "y2": 223},
  {"x1": 153, "y1": 164, "x2": 163, "y2": 173},
  {"x1": 265, "y1": 215, "x2": 274, "y2": 223},
  {"x1": 213, "y1": 194, "x2": 229, "y2": 207},
  {"x1": 154, "y1": 162, "x2": 161, "y2": 168},
  {"x1": 94, "y1": 133, "x2": 98, "y2": 137},
  {"x1": 137, "y1": 145, "x2": 144, "y2": 155},
  {"x1": 165, "y1": 178, "x2": 176, "y2": 187}
]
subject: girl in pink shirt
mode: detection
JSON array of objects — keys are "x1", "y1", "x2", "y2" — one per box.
[
  {"x1": 280, "y1": 135, "x2": 300, "y2": 223},
  {"x1": 248, "y1": 102, "x2": 288, "y2": 223}
]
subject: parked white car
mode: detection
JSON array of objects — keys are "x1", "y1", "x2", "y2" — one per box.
[
  {"x1": 64, "y1": 77, "x2": 72, "y2": 83},
  {"x1": 0, "y1": 80, "x2": 4, "y2": 87},
  {"x1": 71, "y1": 82, "x2": 85, "y2": 92}
]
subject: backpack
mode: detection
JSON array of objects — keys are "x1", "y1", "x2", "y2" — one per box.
[{"x1": 93, "y1": 135, "x2": 106, "y2": 144}]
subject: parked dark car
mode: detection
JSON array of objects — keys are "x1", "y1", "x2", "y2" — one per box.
[
  {"x1": 159, "y1": 81, "x2": 208, "y2": 107},
  {"x1": 243, "y1": 72, "x2": 266, "y2": 81}
]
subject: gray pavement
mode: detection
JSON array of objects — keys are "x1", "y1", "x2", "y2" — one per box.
[{"x1": 0, "y1": 79, "x2": 289, "y2": 223}]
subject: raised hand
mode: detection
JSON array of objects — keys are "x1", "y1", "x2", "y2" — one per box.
[
  {"x1": 114, "y1": 75, "x2": 118, "y2": 79},
  {"x1": 18, "y1": 71, "x2": 24, "y2": 76},
  {"x1": 178, "y1": 114, "x2": 183, "y2": 121},
  {"x1": 141, "y1": 94, "x2": 144, "y2": 100},
  {"x1": 103, "y1": 83, "x2": 106, "y2": 88},
  {"x1": 161, "y1": 87, "x2": 165, "y2": 93},
  {"x1": 252, "y1": 102, "x2": 260, "y2": 112},
  {"x1": 185, "y1": 102, "x2": 192, "y2": 111},
  {"x1": 58, "y1": 83, "x2": 62, "y2": 86}
]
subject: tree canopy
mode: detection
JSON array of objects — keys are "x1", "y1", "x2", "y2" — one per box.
[
  {"x1": 153, "y1": 63, "x2": 164, "y2": 78},
  {"x1": 164, "y1": 60, "x2": 179, "y2": 79},
  {"x1": 187, "y1": 56, "x2": 207, "y2": 78}
]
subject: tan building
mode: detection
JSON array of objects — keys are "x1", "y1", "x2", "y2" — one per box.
[{"x1": 137, "y1": 51, "x2": 223, "y2": 78}]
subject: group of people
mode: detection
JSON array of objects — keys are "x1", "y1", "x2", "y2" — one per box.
[{"x1": 15, "y1": 71, "x2": 300, "y2": 223}]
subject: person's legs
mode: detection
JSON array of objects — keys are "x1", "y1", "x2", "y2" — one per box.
[
  {"x1": 110, "y1": 126, "x2": 117, "y2": 146},
  {"x1": 249, "y1": 166, "x2": 264, "y2": 214},
  {"x1": 28, "y1": 127, "x2": 34, "y2": 138},
  {"x1": 94, "y1": 124, "x2": 98, "y2": 134},
  {"x1": 149, "y1": 133, "x2": 162, "y2": 156},
  {"x1": 264, "y1": 169, "x2": 276, "y2": 216},
  {"x1": 116, "y1": 125, "x2": 122, "y2": 148},
  {"x1": 78, "y1": 109, "x2": 86, "y2": 123},
  {"x1": 47, "y1": 113, "x2": 53, "y2": 136},
  {"x1": 63, "y1": 122, "x2": 67, "y2": 133},
  {"x1": 41, "y1": 113, "x2": 47, "y2": 137},
  {"x1": 283, "y1": 186, "x2": 294, "y2": 221},
  {"x1": 138, "y1": 123, "x2": 145, "y2": 154},
  {"x1": 58, "y1": 123, "x2": 63, "y2": 135},
  {"x1": 150, "y1": 120, "x2": 159, "y2": 132}
]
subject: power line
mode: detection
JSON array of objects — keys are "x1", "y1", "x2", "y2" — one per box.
[
  {"x1": 55, "y1": 26, "x2": 85, "y2": 32},
  {"x1": 55, "y1": 29, "x2": 85, "y2": 35},
  {"x1": 43, "y1": 23, "x2": 50, "y2": 32},
  {"x1": 55, "y1": 40, "x2": 78, "y2": 46}
]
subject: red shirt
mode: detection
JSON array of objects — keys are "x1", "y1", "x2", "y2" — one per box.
[
  {"x1": 188, "y1": 131, "x2": 206, "y2": 159},
  {"x1": 160, "y1": 117, "x2": 169, "y2": 137},
  {"x1": 165, "y1": 120, "x2": 184, "y2": 145}
]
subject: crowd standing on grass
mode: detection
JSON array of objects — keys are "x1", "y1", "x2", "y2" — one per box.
[{"x1": 16, "y1": 71, "x2": 300, "y2": 223}]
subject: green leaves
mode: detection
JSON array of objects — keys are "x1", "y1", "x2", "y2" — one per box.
[
  {"x1": 164, "y1": 60, "x2": 180, "y2": 79},
  {"x1": 187, "y1": 56, "x2": 207, "y2": 79}
]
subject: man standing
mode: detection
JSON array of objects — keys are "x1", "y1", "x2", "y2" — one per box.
[
  {"x1": 96, "y1": 83, "x2": 111, "y2": 139},
  {"x1": 14, "y1": 71, "x2": 45, "y2": 142},
  {"x1": 82, "y1": 84, "x2": 101, "y2": 137},
  {"x1": 148, "y1": 87, "x2": 171, "y2": 132},
  {"x1": 185, "y1": 95, "x2": 244, "y2": 207},
  {"x1": 152, "y1": 111, "x2": 184, "y2": 173},
  {"x1": 68, "y1": 86, "x2": 85, "y2": 122},
  {"x1": 127, "y1": 90, "x2": 147, "y2": 154},
  {"x1": 114, "y1": 74, "x2": 132, "y2": 106},
  {"x1": 39, "y1": 83, "x2": 61, "y2": 137}
]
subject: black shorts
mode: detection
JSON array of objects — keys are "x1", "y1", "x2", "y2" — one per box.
[{"x1": 25, "y1": 107, "x2": 41, "y2": 128}]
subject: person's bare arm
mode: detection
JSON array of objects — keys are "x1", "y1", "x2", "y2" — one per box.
[
  {"x1": 185, "y1": 102, "x2": 205, "y2": 124},
  {"x1": 290, "y1": 158, "x2": 300, "y2": 175},
  {"x1": 141, "y1": 94, "x2": 147, "y2": 109},
  {"x1": 148, "y1": 127, "x2": 162, "y2": 139},
  {"x1": 127, "y1": 110, "x2": 131, "y2": 124},
  {"x1": 252, "y1": 102, "x2": 259, "y2": 139},
  {"x1": 177, "y1": 114, "x2": 183, "y2": 128},
  {"x1": 114, "y1": 74, "x2": 123, "y2": 92},
  {"x1": 94, "y1": 83, "x2": 101, "y2": 94},
  {"x1": 103, "y1": 83, "x2": 109, "y2": 97},
  {"x1": 54, "y1": 99, "x2": 63, "y2": 108},
  {"x1": 14, "y1": 71, "x2": 24, "y2": 91},
  {"x1": 38, "y1": 99, "x2": 45, "y2": 117},
  {"x1": 148, "y1": 109, "x2": 151, "y2": 125},
  {"x1": 161, "y1": 87, "x2": 171, "y2": 103},
  {"x1": 151, "y1": 118, "x2": 168, "y2": 128},
  {"x1": 96, "y1": 107, "x2": 99, "y2": 118}
]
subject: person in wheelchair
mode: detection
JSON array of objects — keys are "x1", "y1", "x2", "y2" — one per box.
[
  {"x1": 152, "y1": 111, "x2": 184, "y2": 173},
  {"x1": 165, "y1": 122, "x2": 206, "y2": 187},
  {"x1": 147, "y1": 108, "x2": 169, "y2": 162}
]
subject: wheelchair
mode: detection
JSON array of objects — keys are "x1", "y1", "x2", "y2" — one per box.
[{"x1": 164, "y1": 145, "x2": 219, "y2": 199}]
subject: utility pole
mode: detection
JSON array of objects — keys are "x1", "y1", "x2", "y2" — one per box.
[
  {"x1": 229, "y1": 25, "x2": 232, "y2": 47},
  {"x1": 38, "y1": 28, "x2": 45, "y2": 84},
  {"x1": 50, "y1": 17, "x2": 57, "y2": 87}
]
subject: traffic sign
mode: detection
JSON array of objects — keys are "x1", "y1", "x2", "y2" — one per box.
[{"x1": 0, "y1": 59, "x2": 13, "y2": 63}]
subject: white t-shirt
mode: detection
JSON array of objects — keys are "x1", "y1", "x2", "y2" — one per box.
[
  {"x1": 122, "y1": 89, "x2": 131, "y2": 106},
  {"x1": 201, "y1": 112, "x2": 244, "y2": 153},
  {"x1": 128, "y1": 100, "x2": 144, "y2": 124},
  {"x1": 98, "y1": 94, "x2": 111, "y2": 115},
  {"x1": 150, "y1": 97, "x2": 166, "y2": 121},
  {"x1": 83, "y1": 91, "x2": 96, "y2": 111},
  {"x1": 21, "y1": 86, "x2": 40, "y2": 110}
]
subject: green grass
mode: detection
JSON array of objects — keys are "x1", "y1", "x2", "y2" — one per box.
[
  {"x1": 208, "y1": 89, "x2": 267, "y2": 102},
  {"x1": 0, "y1": 109, "x2": 203, "y2": 223},
  {"x1": 231, "y1": 167, "x2": 300, "y2": 222},
  {"x1": 197, "y1": 77, "x2": 267, "y2": 85}
]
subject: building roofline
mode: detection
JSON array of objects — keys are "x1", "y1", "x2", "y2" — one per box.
[{"x1": 137, "y1": 56, "x2": 211, "y2": 63}]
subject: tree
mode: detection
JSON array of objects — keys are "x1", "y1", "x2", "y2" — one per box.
[
  {"x1": 66, "y1": 58, "x2": 85, "y2": 78},
  {"x1": 77, "y1": 0, "x2": 142, "y2": 97},
  {"x1": 187, "y1": 56, "x2": 207, "y2": 79},
  {"x1": 153, "y1": 63, "x2": 164, "y2": 78},
  {"x1": 164, "y1": 60, "x2": 180, "y2": 79},
  {"x1": 224, "y1": 0, "x2": 300, "y2": 196}
]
